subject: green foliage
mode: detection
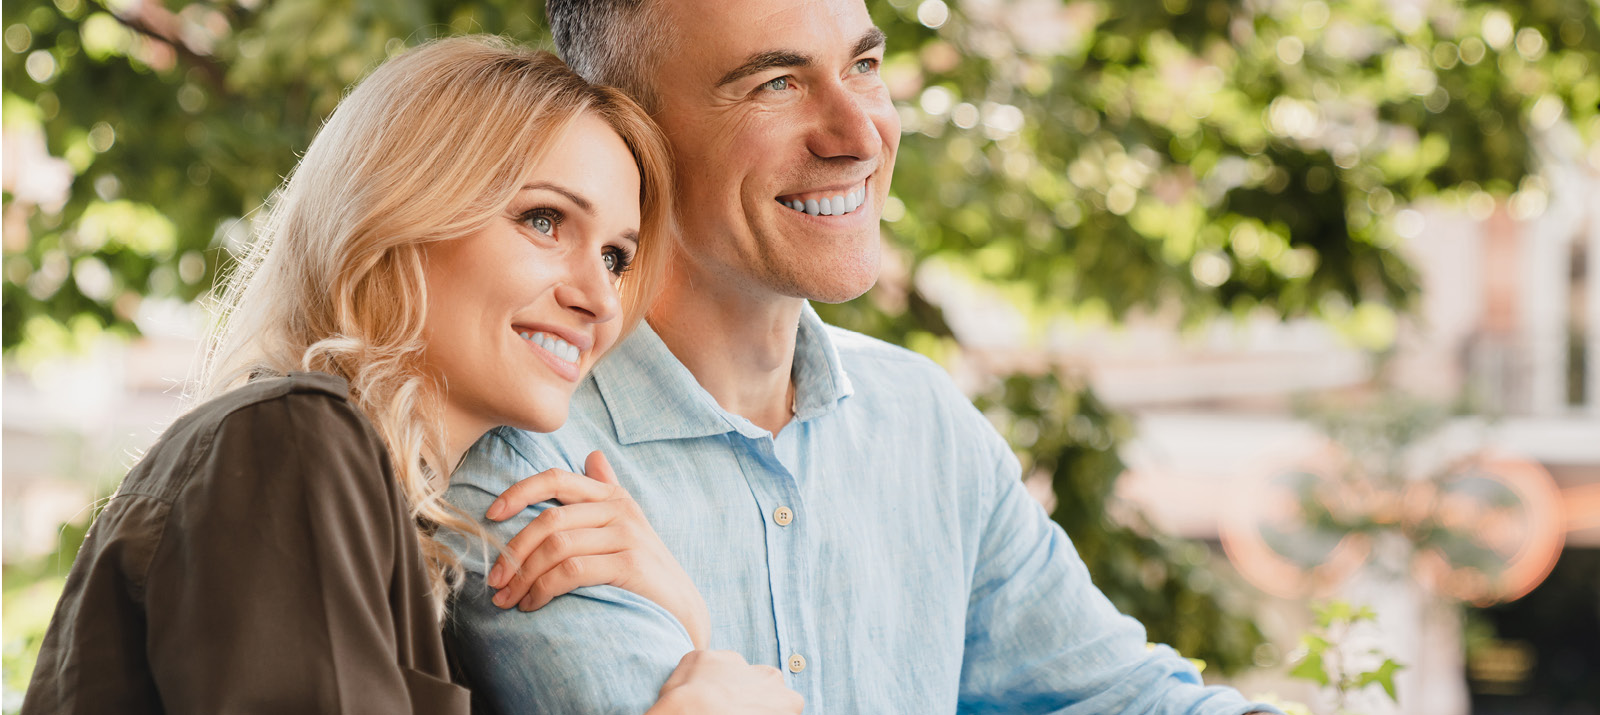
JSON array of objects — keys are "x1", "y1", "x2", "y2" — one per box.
[
  {"x1": 1, "y1": 0, "x2": 549, "y2": 351},
  {"x1": 858, "y1": 0, "x2": 1597, "y2": 332},
  {"x1": 6, "y1": 0, "x2": 1595, "y2": 349},
  {"x1": 1288, "y1": 600, "x2": 1405, "y2": 711}
]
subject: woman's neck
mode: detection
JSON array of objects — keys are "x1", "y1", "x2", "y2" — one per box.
[{"x1": 439, "y1": 403, "x2": 492, "y2": 475}]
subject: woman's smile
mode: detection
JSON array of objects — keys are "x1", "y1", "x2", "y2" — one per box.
[{"x1": 514, "y1": 325, "x2": 589, "y2": 382}]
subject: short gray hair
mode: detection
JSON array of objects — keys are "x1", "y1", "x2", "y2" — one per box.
[{"x1": 546, "y1": 0, "x2": 671, "y2": 113}]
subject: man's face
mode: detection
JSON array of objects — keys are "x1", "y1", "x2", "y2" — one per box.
[{"x1": 650, "y1": 0, "x2": 899, "y2": 303}]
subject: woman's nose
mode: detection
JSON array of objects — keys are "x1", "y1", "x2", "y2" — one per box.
[{"x1": 552, "y1": 250, "x2": 620, "y2": 323}]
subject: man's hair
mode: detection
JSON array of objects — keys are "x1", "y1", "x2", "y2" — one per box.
[{"x1": 546, "y1": 0, "x2": 670, "y2": 113}]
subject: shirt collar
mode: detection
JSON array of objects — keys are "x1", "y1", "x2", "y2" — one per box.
[
  {"x1": 592, "y1": 302, "x2": 854, "y2": 445},
  {"x1": 792, "y1": 302, "x2": 854, "y2": 420}
]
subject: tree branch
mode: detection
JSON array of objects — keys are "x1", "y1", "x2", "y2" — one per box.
[{"x1": 95, "y1": 0, "x2": 230, "y2": 93}]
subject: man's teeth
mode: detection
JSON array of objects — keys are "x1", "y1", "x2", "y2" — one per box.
[
  {"x1": 518, "y1": 330, "x2": 579, "y2": 364},
  {"x1": 780, "y1": 185, "x2": 868, "y2": 216}
]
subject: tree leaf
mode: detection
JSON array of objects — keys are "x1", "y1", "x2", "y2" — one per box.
[{"x1": 1288, "y1": 651, "x2": 1329, "y2": 687}]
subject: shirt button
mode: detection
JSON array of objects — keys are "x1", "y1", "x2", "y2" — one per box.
[
  {"x1": 773, "y1": 506, "x2": 794, "y2": 526},
  {"x1": 787, "y1": 653, "x2": 807, "y2": 673}
]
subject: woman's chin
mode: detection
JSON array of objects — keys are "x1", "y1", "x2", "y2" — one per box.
[{"x1": 509, "y1": 404, "x2": 571, "y2": 435}]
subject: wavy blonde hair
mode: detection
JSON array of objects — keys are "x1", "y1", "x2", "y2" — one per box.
[{"x1": 196, "y1": 35, "x2": 675, "y2": 610}]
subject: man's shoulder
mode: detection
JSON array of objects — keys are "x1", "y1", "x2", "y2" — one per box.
[
  {"x1": 819, "y1": 322, "x2": 1015, "y2": 462},
  {"x1": 456, "y1": 385, "x2": 611, "y2": 487},
  {"x1": 822, "y1": 323, "x2": 973, "y2": 405},
  {"x1": 824, "y1": 323, "x2": 946, "y2": 374},
  {"x1": 461, "y1": 424, "x2": 577, "y2": 481}
]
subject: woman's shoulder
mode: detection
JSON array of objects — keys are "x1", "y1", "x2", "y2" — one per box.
[
  {"x1": 185, "y1": 371, "x2": 357, "y2": 430},
  {"x1": 121, "y1": 371, "x2": 380, "y2": 503}
]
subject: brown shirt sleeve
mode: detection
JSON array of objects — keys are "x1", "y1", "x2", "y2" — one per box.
[{"x1": 22, "y1": 373, "x2": 468, "y2": 715}]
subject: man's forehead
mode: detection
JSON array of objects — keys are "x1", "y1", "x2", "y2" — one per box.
[{"x1": 656, "y1": 0, "x2": 876, "y2": 75}]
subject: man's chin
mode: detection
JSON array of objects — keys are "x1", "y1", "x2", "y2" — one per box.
[
  {"x1": 806, "y1": 286, "x2": 875, "y2": 304},
  {"x1": 789, "y1": 252, "x2": 880, "y2": 304}
]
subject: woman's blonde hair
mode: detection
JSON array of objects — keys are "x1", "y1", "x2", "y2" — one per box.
[{"x1": 196, "y1": 35, "x2": 675, "y2": 610}]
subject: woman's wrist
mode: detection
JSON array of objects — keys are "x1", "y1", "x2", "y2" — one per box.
[{"x1": 675, "y1": 591, "x2": 711, "y2": 649}]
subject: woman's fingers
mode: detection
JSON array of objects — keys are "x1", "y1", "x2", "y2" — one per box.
[
  {"x1": 493, "y1": 525, "x2": 634, "y2": 608},
  {"x1": 486, "y1": 468, "x2": 621, "y2": 521},
  {"x1": 487, "y1": 500, "x2": 627, "y2": 590},
  {"x1": 480, "y1": 453, "x2": 709, "y2": 640},
  {"x1": 514, "y1": 552, "x2": 635, "y2": 611},
  {"x1": 584, "y1": 450, "x2": 620, "y2": 485}
]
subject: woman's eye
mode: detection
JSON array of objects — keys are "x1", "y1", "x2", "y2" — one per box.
[
  {"x1": 602, "y1": 246, "x2": 633, "y2": 277},
  {"x1": 520, "y1": 208, "x2": 560, "y2": 236},
  {"x1": 760, "y1": 76, "x2": 790, "y2": 92}
]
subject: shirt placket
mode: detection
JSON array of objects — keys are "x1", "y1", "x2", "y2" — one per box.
[{"x1": 730, "y1": 431, "x2": 819, "y2": 700}]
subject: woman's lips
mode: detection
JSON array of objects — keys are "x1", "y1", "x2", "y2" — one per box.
[{"x1": 514, "y1": 327, "x2": 581, "y2": 382}]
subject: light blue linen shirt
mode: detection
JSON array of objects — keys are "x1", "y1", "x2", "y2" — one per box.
[{"x1": 444, "y1": 304, "x2": 1278, "y2": 715}]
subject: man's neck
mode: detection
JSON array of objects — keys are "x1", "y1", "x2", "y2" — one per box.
[{"x1": 648, "y1": 264, "x2": 801, "y2": 435}]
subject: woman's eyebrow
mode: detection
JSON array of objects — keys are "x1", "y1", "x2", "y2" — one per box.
[{"x1": 521, "y1": 182, "x2": 594, "y2": 215}]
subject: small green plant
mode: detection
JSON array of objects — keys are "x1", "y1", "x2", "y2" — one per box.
[{"x1": 1287, "y1": 601, "x2": 1405, "y2": 713}]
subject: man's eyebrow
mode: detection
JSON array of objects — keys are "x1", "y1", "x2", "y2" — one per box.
[
  {"x1": 521, "y1": 182, "x2": 593, "y2": 215},
  {"x1": 716, "y1": 50, "x2": 812, "y2": 88},
  {"x1": 714, "y1": 27, "x2": 887, "y2": 89},
  {"x1": 851, "y1": 27, "x2": 887, "y2": 60}
]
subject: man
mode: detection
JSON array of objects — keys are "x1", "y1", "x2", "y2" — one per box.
[{"x1": 445, "y1": 0, "x2": 1282, "y2": 712}]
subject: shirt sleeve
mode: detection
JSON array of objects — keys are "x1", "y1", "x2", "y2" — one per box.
[
  {"x1": 441, "y1": 430, "x2": 695, "y2": 715},
  {"x1": 958, "y1": 429, "x2": 1282, "y2": 715},
  {"x1": 140, "y1": 391, "x2": 443, "y2": 714}
]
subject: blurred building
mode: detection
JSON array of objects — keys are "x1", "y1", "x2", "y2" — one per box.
[
  {"x1": 1, "y1": 303, "x2": 200, "y2": 564},
  {"x1": 932, "y1": 141, "x2": 1599, "y2": 712}
]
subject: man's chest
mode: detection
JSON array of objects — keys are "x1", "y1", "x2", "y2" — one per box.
[{"x1": 609, "y1": 431, "x2": 975, "y2": 672}]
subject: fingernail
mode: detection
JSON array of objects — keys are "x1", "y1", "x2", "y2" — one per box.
[
  {"x1": 487, "y1": 498, "x2": 505, "y2": 520},
  {"x1": 488, "y1": 564, "x2": 504, "y2": 588},
  {"x1": 493, "y1": 589, "x2": 512, "y2": 608}
]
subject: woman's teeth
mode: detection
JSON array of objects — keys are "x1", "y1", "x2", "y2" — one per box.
[
  {"x1": 518, "y1": 330, "x2": 579, "y2": 364},
  {"x1": 779, "y1": 185, "x2": 868, "y2": 217}
]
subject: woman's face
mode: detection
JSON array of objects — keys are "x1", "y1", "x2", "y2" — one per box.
[{"x1": 420, "y1": 112, "x2": 642, "y2": 437}]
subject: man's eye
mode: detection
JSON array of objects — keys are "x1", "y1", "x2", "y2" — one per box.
[
  {"x1": 853, "y1": 58, "x2": 878, "y2": 74},
  {"x1": 760, "y1": 76, "x2": 790, "y2": 92}
]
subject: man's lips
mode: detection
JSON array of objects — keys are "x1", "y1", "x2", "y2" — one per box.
[{"x1": 775, "y1": 178, "x2": 870, "y2": 217}]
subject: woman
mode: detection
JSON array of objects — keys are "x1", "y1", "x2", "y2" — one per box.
[{"x1": 21, "y1": 36, "x2": 801, "y2": 715}]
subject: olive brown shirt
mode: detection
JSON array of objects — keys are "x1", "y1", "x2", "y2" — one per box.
[{"x1": 22, "y1": 371, "x2": 470, "y2": 714}]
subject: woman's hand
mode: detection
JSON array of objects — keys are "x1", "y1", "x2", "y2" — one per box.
[
  {"x1": 483, "y1": 451, "x2": 711, "y2": 649},
  {"x1": 647, "y1": 651, "x2": 804, "y2": 715}
]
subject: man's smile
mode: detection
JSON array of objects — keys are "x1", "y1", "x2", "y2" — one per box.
[{"x1": 774, "y1": 178, "x2": 870, "y2": 216}]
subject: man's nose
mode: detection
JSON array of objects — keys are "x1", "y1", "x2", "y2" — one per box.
[
  {"x1": 805, "y1": 80, "x2": 889, "y2": 162},
  {"x1": 552, "y1": 250, "x2": 620, "y2": 324}
]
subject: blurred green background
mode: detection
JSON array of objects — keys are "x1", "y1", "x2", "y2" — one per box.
[{"x1": 4, "y1": 0, "x2": 1598, "y2": 710}]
